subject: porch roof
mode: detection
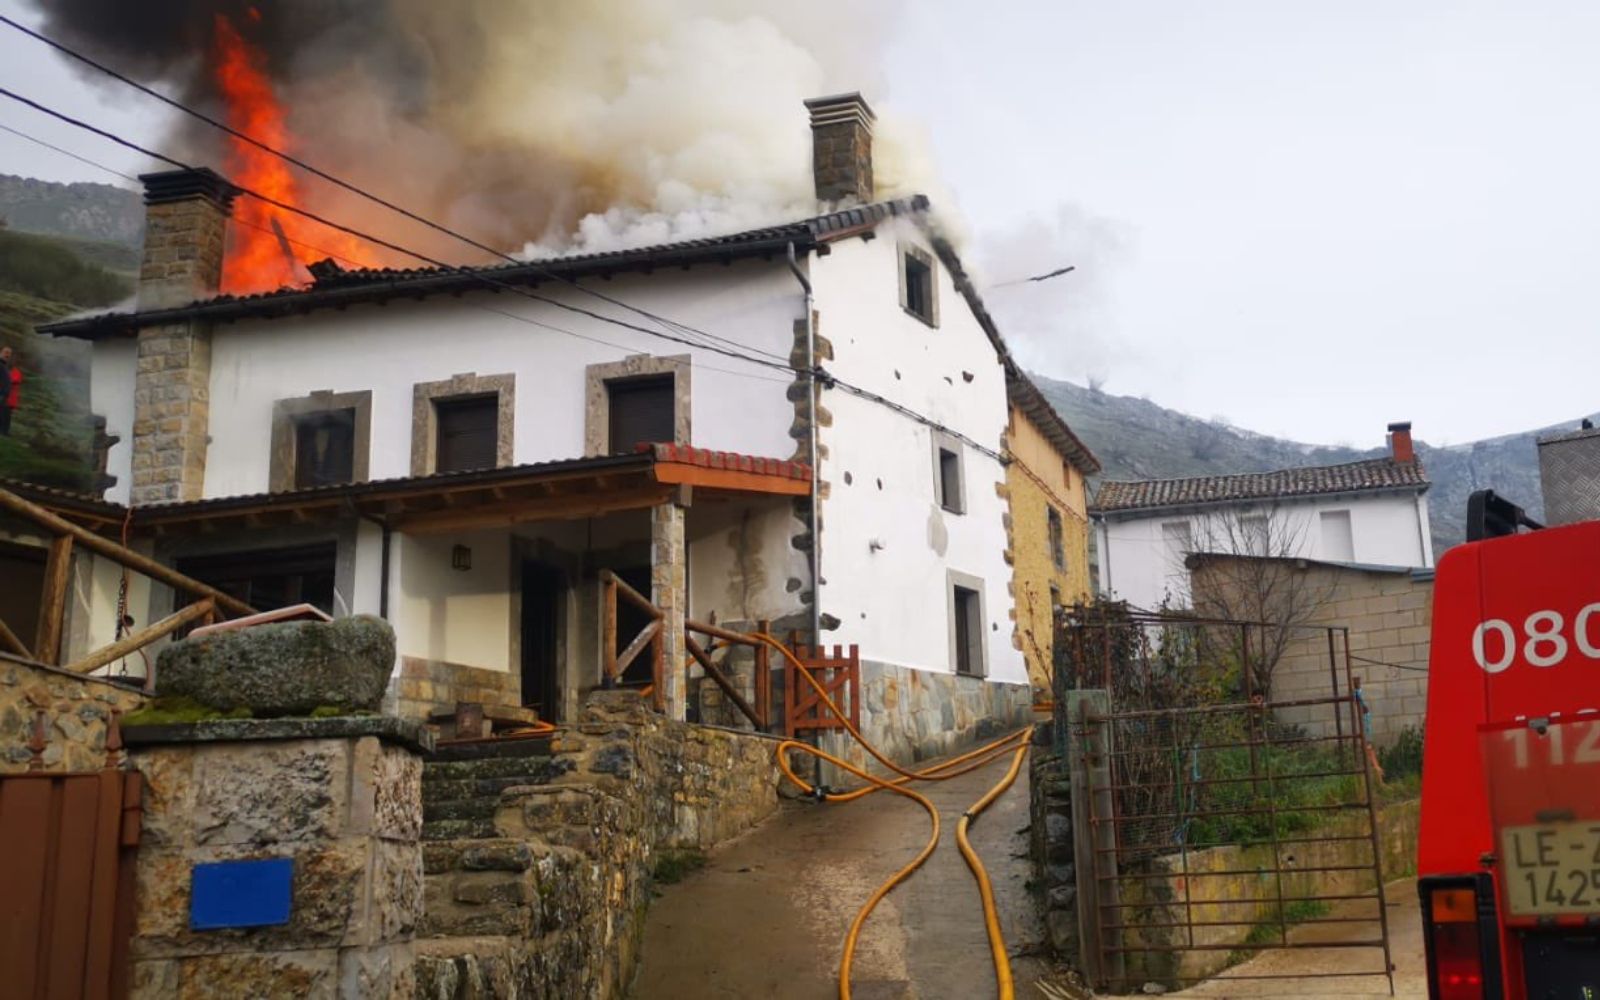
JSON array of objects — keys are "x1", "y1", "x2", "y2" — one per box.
[{"x1": 3, "y1": 444, "x2": 810, "y2": 538}]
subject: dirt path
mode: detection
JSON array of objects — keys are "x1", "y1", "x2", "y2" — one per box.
[
  {"x1": 1158, "y1": 879, "x2": 1425, "y2": 1000},
  {"x1": 630, "y1": 742, "x2": 1055, "y2": 1000}
]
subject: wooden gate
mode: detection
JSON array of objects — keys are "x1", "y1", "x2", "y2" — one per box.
[
  {"x1": 0, "y1": 751, "x2": 143, "y2": 998},
  {"x1": 784, "y1": 641, "x2": 861, "y2": 735}
]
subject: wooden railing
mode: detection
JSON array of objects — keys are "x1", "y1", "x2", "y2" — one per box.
[
  {"x1": 684, "y1": 617, "x2": 772, "y2": 732},
  {"x1": 0, "y1": 488, "x2": 256, "y2": 681},
  {"x1": 599, "y1": 569, "x2": 665, "y2": 712}
]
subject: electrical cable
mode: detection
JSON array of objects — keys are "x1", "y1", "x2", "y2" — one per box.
[
  {"x1": 0, "y1": 83, "x2": 797, "y2": 378},
  {"x1": 0, "y1": 115, "x2": 789, "y2": 386},
  {"x1": 0, "y1": 85, "x2": 1006, "y2": 475},
  {"x1": 0, "y1": 11, "x2": 791, "y2": 365}
]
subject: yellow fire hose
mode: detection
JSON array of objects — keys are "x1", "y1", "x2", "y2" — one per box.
[{"x1": 754, "y1": 634, "x2": 1028, "y2": 1000}]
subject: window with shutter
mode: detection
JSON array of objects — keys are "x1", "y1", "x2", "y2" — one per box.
[
  {"x1": 435, "y1": 395, "x2": 499, "y2": 473},
  {"x1": 953, "y1": 584, "x2": 983, "y2": 676},
  {"x1": 607, "y1": 375, "x2": 675, "y2": 455},
  {"x1": 293, "y1": 409, "x2": 356, "y2": 489}
]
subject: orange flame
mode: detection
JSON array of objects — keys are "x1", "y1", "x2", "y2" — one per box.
[{"x1": 213, "y1": 14, "x2": 374, "y2": 294}]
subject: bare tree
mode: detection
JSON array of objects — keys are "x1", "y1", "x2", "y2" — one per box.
[{"x1": 1171, "y1": 504, "x2": 1338, "y2": 699}]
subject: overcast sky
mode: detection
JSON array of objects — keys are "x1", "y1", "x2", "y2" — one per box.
[{"x1": 4, "y1": 1, "x2": 1598, "y2": 448}]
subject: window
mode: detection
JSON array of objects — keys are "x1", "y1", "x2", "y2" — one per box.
[
  {"x1": 1320, "y1": 509, "x2": 1355, "y2": 562},
  {"x1": 607, "y1": 375, "x2": 676, "y2": 455},
  {"x1": 952, "y1": 583, "x2": 984, "y2": 676},
  {"x1": 1161, "y1": 521, "x2": 1193, "y2": 604},
  {"x1": 899, "y1": 244, "x2": 938, "y2": 327},
  {"x1": 584, "y1": 355, "x2": 690, "y2": 457},
  {"x1": 177, "y1": 542, "x2": 337, "y2": 617},
  {"x1": 293, "y1": 409, "x2": 355, "y2": 489},
  {"x1": 270, "y1": 390, "x2": 371, "y2": 493},
  {"x1": 435, "y1": 395, "x2": 499, "y2": 473},
  {"x1": 1048, "y1": 507, "x2": 1066, "y2": 569},
  {"x1": 933, "y1": 433, "x2": 964, "y2": 514},
  {"x1": 411, "y1": 373, "x2": 514, "y2": 475}
]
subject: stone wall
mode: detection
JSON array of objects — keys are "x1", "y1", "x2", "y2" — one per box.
[
  {"x1": 392, "y1": 656, "x2": 520, "y2": 723},
  {"x1": 1192, "y1": 557, "x2": 1433, "y2": 746},
  {"x1": 125, "y1": 717, "x2": 428, "y2": 999},
  {"x1": 816, "y1": 660, "x2": 1034, "y2": 786},
  {"x1": 414, "y1": 691, "x2": 786, "y2": 998},
  {"x1": 0, "y1": 654, "x2": 146, "y2": 773}
]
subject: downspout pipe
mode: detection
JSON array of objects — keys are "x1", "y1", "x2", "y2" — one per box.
[
  {"x1": 359, "y1": 512, "x2": 392, "y2": 619},
  {"x1": 786, "y1": 242, "x2": 822, "y2": 648}
]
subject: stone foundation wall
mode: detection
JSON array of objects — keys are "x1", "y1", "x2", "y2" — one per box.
[
  {"x1": 0, "y1": 655, "x2": 146, "y2": 773},
  {"x1": 414, "y1": 692, "x2": 786, "y2": 998},
  {"x1": 816, "y1": 660, "x2": 1034, "y2": 785},
  {"x1": 392, "y1": 656, "x2": 520, "y2": 722},
  {"x1": 125, "y1": 717, "x2": 428, "y2": 999}
]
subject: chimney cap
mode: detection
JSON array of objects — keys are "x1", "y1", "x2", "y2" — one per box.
[
  {"x1": 139, "y1": 167, "x2": 240, "y2": 211},
  {"x1": 1386, "y1": 421, "x2": 1412, "y2": 433},
  {"x1": 804, "y1": 91, "x2": 876, "y2": 130}
]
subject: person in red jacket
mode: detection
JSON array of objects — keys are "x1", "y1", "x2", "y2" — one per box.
[{"x1": 0, "y1": 346, "x2": 19, "y2": 436}]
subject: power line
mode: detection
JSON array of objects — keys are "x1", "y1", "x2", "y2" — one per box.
[
  {"x1": 0, "y1": 83, "x2": 798, "y2": 379},
  {"x1": 0, "y1": 119, "x2": 137, "y2": 181},
  {"x1": 0, "y1": 114, "x2": 789, "y2": 386},
  {"x1": 0, "y1": 11, "x2": 789, "y2": 365},
  {"x1": 0, "y1": 85, "x2": 997, "y2": 457}
]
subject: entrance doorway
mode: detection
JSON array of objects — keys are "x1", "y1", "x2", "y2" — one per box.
[{"x1": 519, "y1": 562, "x2": 564, "y2": 723}]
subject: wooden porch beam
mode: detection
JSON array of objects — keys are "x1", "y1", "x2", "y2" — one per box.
[
  {"x1": 393, "y1": 487, "x2": 671, "y2": 535},
  {"x1": 653, "y1": 463, "x2": 810, "y2": 496}
]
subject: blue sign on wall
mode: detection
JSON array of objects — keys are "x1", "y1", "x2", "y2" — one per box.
[{"x1": 190, "y1": 858, "x2": 294, "y2": 930}]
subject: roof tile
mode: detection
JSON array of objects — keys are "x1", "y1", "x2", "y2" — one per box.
[{"x1": 1093, "y1": 458, "x2": 1428, "y2": 513}]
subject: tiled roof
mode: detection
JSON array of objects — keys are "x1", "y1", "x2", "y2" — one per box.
[
  {"x1": 1093, "y1": 457, "x2": 1429, "y2": 514},
  {"x1": 39, "y1": 198, "x2": 929, "y2": 340},
  {"x1": 645, "y1": 443, "x2": 811, "y2": 481}
]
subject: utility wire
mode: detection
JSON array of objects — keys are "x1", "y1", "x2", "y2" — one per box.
[
  {"x1": 0, "y1": 84, "x2": 996, "y2": 458},
  {"x1": 0, "y1": 83, "x2": 798, "y2": 378},
  {"x1": 0, "y1": 11, "x2": 788, "y2": 365},
  {"x1": 0, "y1": 114, "x2": 789, "y2": 386},
  {"x1": 1350, "y1": 654, "x2": 1428, "y2": 674}
]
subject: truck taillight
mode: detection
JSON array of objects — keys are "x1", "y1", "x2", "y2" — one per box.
[{"x1": 1421, "y1": 877, "x2": 1503, "y2": 1000}]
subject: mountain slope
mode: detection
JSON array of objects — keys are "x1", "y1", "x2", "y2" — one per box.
[
  {"x1": 1030, "y1": 374, "x2": 1590, "y2": 556},
  {"x1": 0, "y1": 174, "x2": 142, "y2": 246}
]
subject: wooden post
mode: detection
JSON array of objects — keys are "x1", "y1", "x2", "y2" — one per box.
[
  {"x1": 755, "y1": 618, "x2": 771, "y2": 731},
  {"x1": 602, "y1": 573, "x2": 618, "y2": 684},
  {"x1": 33, "y1": 534, "x2": 74, "y2": 665}
]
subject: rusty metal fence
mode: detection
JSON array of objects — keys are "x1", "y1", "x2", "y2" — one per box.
[{"x1": 1055, "y1": 607, "x2": 1395, "y2": 994}]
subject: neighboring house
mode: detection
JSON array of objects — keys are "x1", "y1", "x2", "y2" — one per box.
[
  {"x1": 1000, "y1": 376, "x2": 1098, "y2": 693},
  {"x1": 7, "y1": 93, "x2": 1094, "y2": 763},
  {"x1": 1092, "y1": 423, "x2": 1432, "y2": 611},
  {"x1": 1187, "y1": 552, "x2": 1433, "y2": 746}
]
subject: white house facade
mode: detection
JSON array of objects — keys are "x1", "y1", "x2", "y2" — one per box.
[
  {"x1": 13, "y1": 93, "x2": 1087, "y2": 763},
  {"x1": 1092, "y1": 424, "x2": 1433, "y2": 611}
]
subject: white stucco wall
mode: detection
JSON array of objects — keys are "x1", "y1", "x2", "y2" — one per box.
[
  {"x1": 809, "y1": 225, "x2": 1025, "y2": 685},
  {"x1": 394, "y1": 530, "x2": 512, "y2": 672},
  {"x1": 89, "y1": 338, "x2": 136, "y2": 505},
  {"x1": 1097, "y1": 490, "x2": 1433, "y2": 611},
  {"x1": 200, "y1": 258, "x2": 802, "y2": 497}
]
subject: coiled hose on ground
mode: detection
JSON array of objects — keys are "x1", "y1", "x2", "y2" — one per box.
[{"x1": 753, "y1": 633, "x2": 1030, "y2": 1000}]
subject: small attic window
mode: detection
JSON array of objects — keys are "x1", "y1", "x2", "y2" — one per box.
[{"x1": 900, "y1": 244, "x2": 938, "y2": 327}]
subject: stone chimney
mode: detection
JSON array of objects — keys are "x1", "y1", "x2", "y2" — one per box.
[
  {"x1": 805, "y1": 92, "x2": 875, "y2": 204},
  {"x1": 130, "y1": 168, "x2": 236, "y2": 505},
  {"x1": 1387, "y1": 421, "x2": 1414, "y2": 464}
]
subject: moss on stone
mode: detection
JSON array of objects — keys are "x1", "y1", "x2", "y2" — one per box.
[
  {"x1": 651, "y1": 848, "x2": 707, "y2": 885},
  {"x1": 123, "y1": 696, "x2": 252, "y2": 726}
]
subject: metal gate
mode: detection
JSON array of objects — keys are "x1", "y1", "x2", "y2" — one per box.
[
  {"x1": 0, "y1": 718, "x2": 142, "y2": 999},
  {"x1": 1057, "y1": 609, "x2": 1395, "y2": 993}
]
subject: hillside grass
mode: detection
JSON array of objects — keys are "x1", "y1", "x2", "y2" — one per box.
[{"x1": 0, "y1": 229, "x2": 126, "y2": 491}]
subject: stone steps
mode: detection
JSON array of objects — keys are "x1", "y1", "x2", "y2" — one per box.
[{"x1": 420, "y1": 739, "x2": 571, "y2": 842}]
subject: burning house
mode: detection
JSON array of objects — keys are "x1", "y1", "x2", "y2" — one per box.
[{"x1": 9, "y1": 16, "x2": 1095, "y2": 762}]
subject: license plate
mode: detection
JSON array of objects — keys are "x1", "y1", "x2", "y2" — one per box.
[{"x1": 1501, "y1": 823, "x2": 1600, "y2": 917}]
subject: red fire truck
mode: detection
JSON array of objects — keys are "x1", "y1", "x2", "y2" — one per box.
[{"x1": 1419, "y1": 489, "x2": 1600, "y2": 998}]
